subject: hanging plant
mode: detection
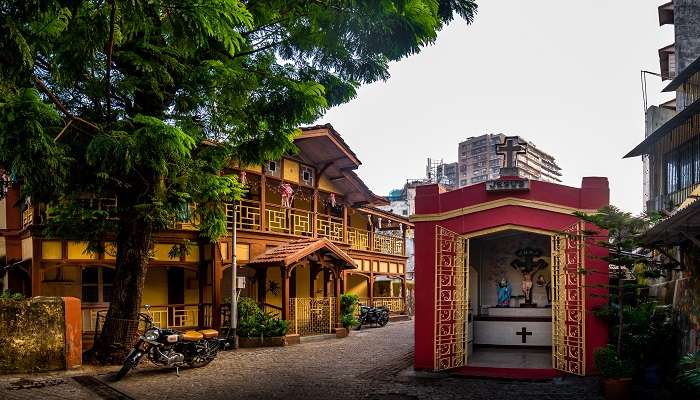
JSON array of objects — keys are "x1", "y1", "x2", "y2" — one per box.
[{"x1": 267, "y1": 280, "x2": 280, "y2": 296}]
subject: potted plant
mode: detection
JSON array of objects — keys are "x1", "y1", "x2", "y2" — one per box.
[
  {"x1": 236, "y1": 298, "x2": 289, "y2": 347},
  {"x1": 338, "y1": 293, "x2": 359, "y2": 337},
  {"x1": 595, "y1": 345, "x2": 633, "y2": 400}
]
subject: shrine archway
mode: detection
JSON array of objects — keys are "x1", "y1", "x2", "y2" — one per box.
[{"x1": 413, "y1": 177, "x2": 609, "y2": 377}]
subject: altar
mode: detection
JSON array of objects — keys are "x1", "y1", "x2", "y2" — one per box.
[{"x1": 411, "y1": 137, "x2": 610, "y2": 377}]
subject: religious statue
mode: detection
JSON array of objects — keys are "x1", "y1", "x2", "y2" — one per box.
[
  {"x1": 496, "y1": 278, "x2": 512, "y2": 307},
  {"x1": 280, "y1": 183, "x2": 294, "y2": 208},
  {"x1": 510, "y1": 247, "x2": 548, "y2": 308}
]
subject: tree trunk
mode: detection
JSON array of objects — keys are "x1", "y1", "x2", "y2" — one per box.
[{"x1": 94, "y1": 208, "x2": 153, "y2": 363}]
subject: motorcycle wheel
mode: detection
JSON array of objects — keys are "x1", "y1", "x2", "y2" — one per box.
[
  {"x1": 114, "y1": 357, "x2": 137, "y2": 381},
  {"x1": 189, "y1": 343, "x2": 218, "y2": 368},
  {"x1": 355, "y1": 321, "x2": 363, "y2": 331},
  {"x1": 378, "y1": 316, "x2": 389, "y2": 327}
]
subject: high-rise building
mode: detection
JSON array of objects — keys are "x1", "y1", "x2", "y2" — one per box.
[{"x1": 455, "y1": 134, "x2": 562, "y2": 188}]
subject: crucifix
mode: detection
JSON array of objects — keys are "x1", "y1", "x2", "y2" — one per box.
[
  {"x1": 495, "y1": 136, "x2": 527, "y2": 169},
  {"x1": 516, "y1": 326, "x2": 533, "y2": 343}
]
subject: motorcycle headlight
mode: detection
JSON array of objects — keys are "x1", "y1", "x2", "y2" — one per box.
[{"x1": 144, "y1": 329, "x2": 160, "y2": 341}]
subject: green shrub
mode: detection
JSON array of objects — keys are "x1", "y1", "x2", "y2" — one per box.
[
  {"x1": 236, "y1": 297, "x2": 288, "y2": 338},
  {"x1": 340, "y1": 293, "x2": 359, "y2": 329},
  {"x1": 594, "y1": 345, "x2": 633, "y2": 379},
  {"x1": 0, "y1": 291, "x2": 25, "y2": 301},
  {"x1": 677, "y1": 351, "x2": 700, "y2": 396}
]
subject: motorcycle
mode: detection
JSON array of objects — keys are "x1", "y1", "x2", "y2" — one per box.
[
  {"x1": 115, "y1": 305, "x2": 228, "y2": 381},
  {"x1": 355, "y1": 305, "x2": 389, "y2": 330}
]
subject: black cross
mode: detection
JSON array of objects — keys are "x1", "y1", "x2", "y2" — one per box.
[
  {"x1": 495, "y1": 136, "x2": 527, "y2": 168},
  {"x1": 516, "y1": 327, "x2": 533, "y2": 343}
]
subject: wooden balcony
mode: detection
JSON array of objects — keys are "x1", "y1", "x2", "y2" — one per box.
[{"x1": 226, "y1": 201, "x2": 406, "y2": 257}]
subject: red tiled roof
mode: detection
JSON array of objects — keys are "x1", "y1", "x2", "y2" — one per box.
[{"x1": 247, "y1": 238, "x2": 356, "y2": 268}]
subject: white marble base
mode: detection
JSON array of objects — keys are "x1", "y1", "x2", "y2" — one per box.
[{"x1": 475, "y1": 320, "x2": 552, "y2": 347}]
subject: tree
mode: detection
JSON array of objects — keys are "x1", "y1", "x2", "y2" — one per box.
[
  {"x1": 575, "y1": 206, "x2": 673, "y2": 357},
  {"x1": 0, "y1": 0, "x2": 477, "y2": 359}
]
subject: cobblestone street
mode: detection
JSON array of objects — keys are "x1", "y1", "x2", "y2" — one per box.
[{"x1": 1, "y1": 320, "x2": 603, "y2": 400}]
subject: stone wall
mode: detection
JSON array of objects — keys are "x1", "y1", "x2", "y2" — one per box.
[{"x1": 0, "y1": 297, "x2": 81, "y2": 373}]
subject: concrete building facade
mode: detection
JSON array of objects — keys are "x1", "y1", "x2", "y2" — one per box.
[{"x1": 455, "y1": 134, "x2": 562, "y2": 188}]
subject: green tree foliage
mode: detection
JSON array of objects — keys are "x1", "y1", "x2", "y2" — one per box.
[
  {"x1": 576, "y1": 206, "x2": 677, "y2": 370},
  {"x1": 0, "y1": 0, "x2": 477, "y2": 358}
]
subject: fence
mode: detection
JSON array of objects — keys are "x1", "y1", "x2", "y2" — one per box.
[{"x1": 288, "y1": 297, "x2": 335, "y2": 336}]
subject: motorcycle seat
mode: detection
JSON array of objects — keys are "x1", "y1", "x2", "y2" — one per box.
[
  {"x1": 198, "y1": 329, "x2": 219, "y2": 339},
  {"x1": 182, "y1": 330, "x2": 204, "y2": 341}
]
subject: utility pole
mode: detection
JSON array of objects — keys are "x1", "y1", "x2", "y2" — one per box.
[{"x1": 230, "y1": 203, "x2": 238, "y2": 348}]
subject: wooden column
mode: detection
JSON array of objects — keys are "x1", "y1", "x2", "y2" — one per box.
[
  {"x1": 260, "y1": 170, "x2": 267, "y2": 231},
  {"x1": 281, "y1": 265, "x2": 290, "y2": 321},
  {"x1": 342, "y1": 271, "x2": 347, "y2": 294},
  {"x1": 197, "y1": 242, "x2": 207, "y2": 328},
  {"x1": 211, "y1": 243, "x2": 223, "y2": 329},
  {"x1": 30, "y1": 238, "x2": 42, "y2": 297},
  {"x1": 369, "y1": 271, "x2": 374, "y2": 304},
  {"x1": 342, "y1": 205, "x2": 348, "y2": 243},
  {"x1": 312, "y1": 190, "x2": 318, "y2": 238},
  {"x1": 334, "y1": 268, "x2": 341, "y2": 327},
  {"x1": 402, "y1": 225, "x2": 407, "y2": 256}
]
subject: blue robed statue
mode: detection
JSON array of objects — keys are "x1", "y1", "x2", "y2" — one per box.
[{"x1": 496, "y1": 278, "x2": 512, "y2": 307}]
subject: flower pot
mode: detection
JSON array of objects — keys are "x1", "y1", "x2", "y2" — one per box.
[{"x1": 602, "y1": 377, "x2": 632, "y2": 400}]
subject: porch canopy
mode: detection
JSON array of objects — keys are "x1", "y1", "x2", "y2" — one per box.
[
  {"x1": 247, "y1": 237, "x2": 355, "y2": 268},
  {"x1": 643, "y1": 195, "x2": 700, "y2": 246}
]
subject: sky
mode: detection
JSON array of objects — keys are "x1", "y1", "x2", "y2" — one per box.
[{"x1": 316, "y1": 1, "x2": 675, "y2": 215}]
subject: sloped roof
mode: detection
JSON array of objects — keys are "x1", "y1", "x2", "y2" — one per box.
[{"x1": 247, "y1": 238, "x2": 356, "y2": 268}]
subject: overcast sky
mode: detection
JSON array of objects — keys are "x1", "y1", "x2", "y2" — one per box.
[{"x1": 316, "y1": 1, "x2": 674, "y2": 215}]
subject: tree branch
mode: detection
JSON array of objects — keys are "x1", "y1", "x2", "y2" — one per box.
[
  {"x1": 33, "y1": 76, "x2": 99, "y2": 131},
  {"x1": 106, "y1": 0, "x2": 117, "y2": 126}
]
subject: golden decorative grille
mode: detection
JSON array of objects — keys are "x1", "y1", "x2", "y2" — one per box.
[
  {"x1": 433, "y1": 226, "x2": 469, "y2": 371},
  {"x1": 317, "y1": 217, "x2": 343, "y2": 242},
  {"x1": 226, "y1": 201, "x2": 261, "y2": 231},
  {"x1": 291, "y1": 209, "x2": 313, "y2": 237},
  {"x1": 373, "y1": 233, "x2": 404, "y2": 256},
  {"x1": 22, "y1": 207, "x2": 33, "y2": 227},
  {"x1": 288, "y1": 297, "x2": 335, "y2": 336},
  {"x1": 372, "y1": 297, "x2": 404, "y2": 313},
  {"x1": 267, "y1": 206, "x2": 289, "y2": 233},
  {"x1": 348, "y1": 228, "x2": 370, "y2": 251},
  {"x1": 551, "y1": 222, "x2": 586, "y2": 376}
]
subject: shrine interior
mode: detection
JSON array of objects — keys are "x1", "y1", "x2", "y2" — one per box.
[{"x1": 467, "y1": 229, "x2": 553, "y2": 369}]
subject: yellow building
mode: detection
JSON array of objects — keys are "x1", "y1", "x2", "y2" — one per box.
[{"x1": 0, "y1": 124, "x2": 412, "y2": 340}]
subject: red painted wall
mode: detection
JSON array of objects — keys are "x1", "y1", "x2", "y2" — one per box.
[{"x1": 413, "y1": 177, "x2": 609, "y2": 374}]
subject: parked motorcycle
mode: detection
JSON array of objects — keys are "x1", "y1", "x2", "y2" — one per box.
[
  {"x1": 115, "y1": 305, "x2": 228, "y2": 381},
  {"x1": 355, "y1": 305, "x2": 389, "y2": 330}
]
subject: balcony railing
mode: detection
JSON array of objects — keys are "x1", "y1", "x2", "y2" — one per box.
[
  {"x1": 357, "y1": 297, "x2": 405, "y2": 314},
  {"x1": 225, "y1": 201, "x2": 406, "y2": 256}
]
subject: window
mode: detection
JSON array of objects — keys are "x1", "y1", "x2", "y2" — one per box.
[
  {"x1": 664, "y1": 136, "x2": 700, "y2": 195},
  {"x1": 300, "y1": 165, "x2": 314, "y2": 186},
  {"x1": 268, "y1": 160, "x2": 277, "y2": 172},
  {"x1": 82, "y1": 266, "x2": 114, "y2": 303}
]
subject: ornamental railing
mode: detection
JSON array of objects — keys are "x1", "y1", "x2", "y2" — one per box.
[
  {"x1": 222, "y1": 201, "x2": 405, "y2": 257},
  {"x1": 372, "y1": 297, "x2": 405, "y2": 314},
  {"x1": 348, "y1": 227, "x2": 370, "y2": 251},
  {"x1": 316, "y1": 215, "x2": 343, "y2": 242},
  {"x1": 288, "y1": 297, "x2": 335, "y2": 336},
  {"x1": 373, "y1": 232, "x2": 404, "y2": 256},
  {"x1": 226, "y1": 199, "x2": 262, "y2": 231}
]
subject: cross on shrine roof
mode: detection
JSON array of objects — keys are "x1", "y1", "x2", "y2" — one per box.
[{"x1": 496, "y1": 136, "x2": 528, "y2": 169}]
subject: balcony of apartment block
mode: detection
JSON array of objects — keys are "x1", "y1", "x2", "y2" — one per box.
[{"x1": 223, "y1": 171, "x2": 409, "y2": 258}]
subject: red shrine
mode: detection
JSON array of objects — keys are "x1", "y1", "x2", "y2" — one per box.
[{"x1": 411, "y1": 174, "x2": 609, "y2": 378}]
